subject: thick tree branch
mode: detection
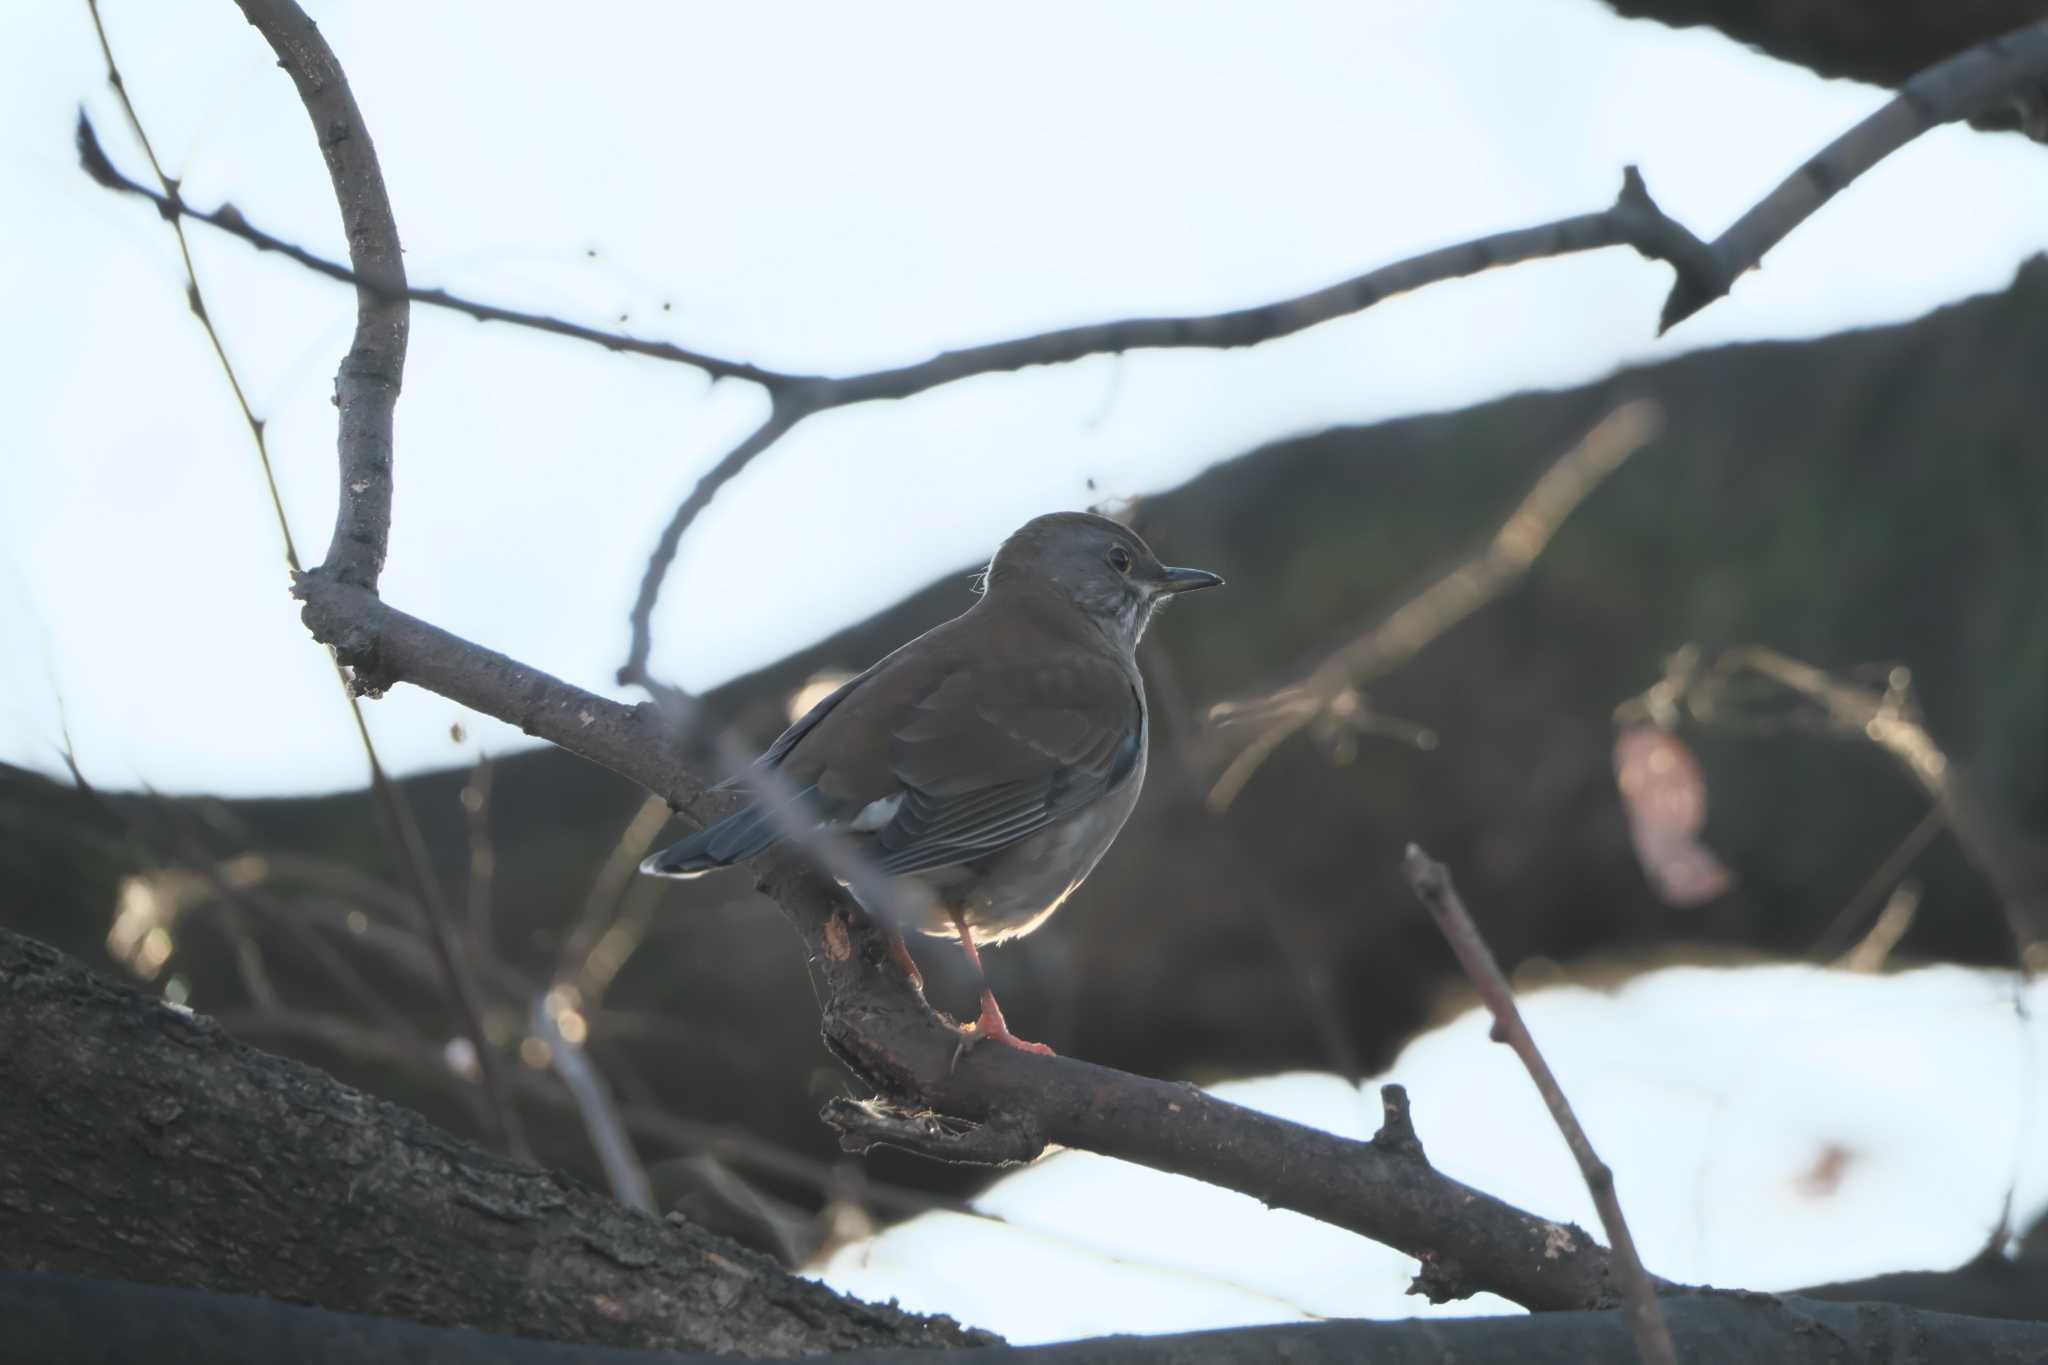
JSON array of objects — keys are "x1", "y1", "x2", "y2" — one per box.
[
  {"x1": 10, "y1": 1271, "x2": 2046, "y2": 1365},
  {"x1": 1659, "y1": 18, "x2": 2048, "y2": 329},
  {"x1": 0, "y1": 929, "x2": 984, "y2": 1354},
  {"x1": 1404, "y1": 847, "x2": 1677, "y2": 1365}
]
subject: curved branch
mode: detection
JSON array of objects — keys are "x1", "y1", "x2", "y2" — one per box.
[
  {"x1": 616, "y1": 172, "x2": 1707, "y2": 686},
  {"x1": 230, "y1": 0, "x2": 407, "y2": 593},
  {"x1": 1660, "y1": 18, "x2": 2048, "y2": 329},
  {"x1": 619, "y1": 403, "x2": 806, "y2": 688}
]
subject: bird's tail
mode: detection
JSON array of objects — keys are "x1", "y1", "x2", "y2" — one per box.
[{"x1": 638, "y1": 786, "x2": 816, "y2": 878}]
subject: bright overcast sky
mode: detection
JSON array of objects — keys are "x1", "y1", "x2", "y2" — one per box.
[{"x1": 5, "y1": 0, "x2": 2046, "y2": 796}]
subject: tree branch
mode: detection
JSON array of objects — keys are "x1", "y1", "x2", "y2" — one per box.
[
  {"x1": 228, "y1": 0, "x2": 406, "y2": 593},
  {"x1": 0, "y1": 929, "x2": 986, "y2": 1354},
  {"x1": 1404, "y1": 846, "x2": 1677, "y2": 1364},
  {"x1": 1659, "y1": 18, "x2": 2048, "y2": 330},
  {"x1": 77, "y1": 15, "x2": 2048, "y2": 696},
  {"x1": 12, "y1": 1270, "x2": 2046, "y2": 1365}
]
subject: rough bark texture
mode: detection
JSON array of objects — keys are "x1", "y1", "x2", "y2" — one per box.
[
  {"x1": 10, "y1": 1272, "x2": 2048, "y2": 1365},
  {"x1": 0, "y1": 928, "x2": 984, "y2": 1357}
]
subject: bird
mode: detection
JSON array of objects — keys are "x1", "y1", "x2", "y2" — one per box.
[{"x1": 640, "y1": 511, "x2": 1223, "y2": 1054}]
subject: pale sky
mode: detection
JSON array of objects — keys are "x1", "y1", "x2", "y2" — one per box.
[{"x1": 5, "y1": 0, "x2": 2045, "y2": 795}]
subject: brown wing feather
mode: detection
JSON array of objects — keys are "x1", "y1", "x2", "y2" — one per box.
[{"x1": 872, "y1": 656, "x2": 1140, "y2": 876}]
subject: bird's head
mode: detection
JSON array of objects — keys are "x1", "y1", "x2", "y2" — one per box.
[{"x1": 984, "y1": 511, "x2": 1222, "y2": 649}]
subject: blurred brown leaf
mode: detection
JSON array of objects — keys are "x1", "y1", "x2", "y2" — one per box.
[{"x1": 1613, "y1": 725, "x2": 1733, "y2": 906}]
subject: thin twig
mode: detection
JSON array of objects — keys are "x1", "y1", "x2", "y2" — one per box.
[
  {"x1": 1402, "y1": 845, "x2": 1678, "y2": 1365},
  {"x1": 1204, "y1": 399, "x2": 1663, "y2": 811},
  {"x1": 1810, "y1": 806, "x2": 1945, "y2": 960},
  {"x1": 554, "y1": 792, "x2": 673, "y2": 986},
  {"x1": 460, "y1": 753, "x2": 497, "y2": 951},
  {"x1": 70, "y1": 115, "x2": 788, "y2": 387},
  {"x1": 1677, "y1": 647, "x2": 2047, "y2": 967},
  {"x1": 530, "y1": 995, "x2": 654, "y2": 1213},
  {"x1": 620, "y1": 404, "x2": 802, "y2": 687}
]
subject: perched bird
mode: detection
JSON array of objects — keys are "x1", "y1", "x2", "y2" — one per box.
[{"x1": 641, "y1": 511, "x2": 1222, "y2": 1053}]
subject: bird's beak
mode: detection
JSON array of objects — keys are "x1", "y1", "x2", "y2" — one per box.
[{"x1": 1156, "y1": 565, "x2": 1224, "y2": 595}]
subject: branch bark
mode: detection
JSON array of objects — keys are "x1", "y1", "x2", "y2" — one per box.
[
  {"x1": 10, "y1": 1270, "x2": 2045, "y2": 1365},
  {"x1": 1658, "y1": 18, "x2": 2048, "y2": 328},
  {"x1": 0, "y1": 928, "x2": 984, "y2": 1355}
]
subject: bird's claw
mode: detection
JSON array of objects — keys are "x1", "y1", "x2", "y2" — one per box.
[{"x1": 962, "y1": 994, "x2": 1056, "y2": 1056}]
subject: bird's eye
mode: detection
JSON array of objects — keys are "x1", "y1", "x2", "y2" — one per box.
[{"x1": 1108, "y1": 546, "x2": 1132, "y2": 574}]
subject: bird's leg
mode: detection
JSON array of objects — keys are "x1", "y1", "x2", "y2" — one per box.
[
  {"x1": 880, "y1": 921, "x2": 925, "y2": 997},
  {"x1": 950, "y1": 913, "x2": 1054, "y2": 1056}
]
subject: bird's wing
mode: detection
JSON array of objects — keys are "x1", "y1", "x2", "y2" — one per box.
[
  {"x1": 867, "y1": 656, "x2": 1142, "y2": 877},
  {"x1": 706, "y1": 664, "x2": 877, "y2": 794}
]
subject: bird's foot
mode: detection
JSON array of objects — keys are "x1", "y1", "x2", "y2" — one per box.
[{"x1": 961, "y1": 989, "x2": 1055, "y2": 1057}]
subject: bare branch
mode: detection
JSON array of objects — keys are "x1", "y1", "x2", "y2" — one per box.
[
  {"x1": 76, "y1": 16, "x2": 2048, "y2": 701},
  {"x1": 229, "y1": 0, "x2": 407, "y2": 592},
  {"x1": 459, "y1": 752, "x2": 497, "y2": 949},
  {"x1": 1660, "y1": 18, "x2": 2048, "y2": 329},
  {"x1": 18, "y1": 1270, "x2": 2048, "y2": 1365},
  {"x1": 1811, "y1": 806, "x2": 1945, "y2": 960},
  {"x1": 1403, "y1": 845, "x2": 1678, "y2": 1365},
  {"x1": 1204, "y1": 399, "x2": 1663, "y2": 811},
  {"x1": 72, "y1": 117, "x2": 790, "y2": 385},
  {"x1": 619, "y1": 404, "x2": 804, "y2": 689},
  {"x1": 530, "y1": 995, "x2": 654, "y2": 1214}
]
